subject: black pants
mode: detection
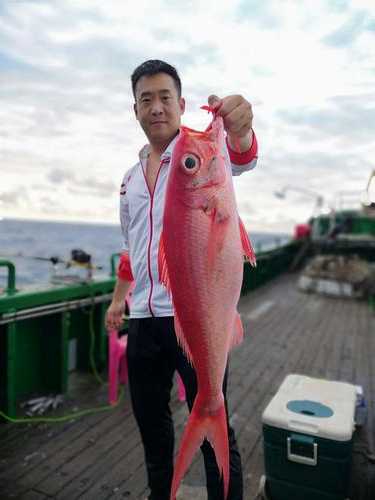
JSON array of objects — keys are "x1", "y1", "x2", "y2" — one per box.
[{"x1": 127, "y1": 316, "x2": 243, "y2": 500}]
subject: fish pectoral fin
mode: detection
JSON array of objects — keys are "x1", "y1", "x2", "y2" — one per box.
[
  {"x1": 205, "y1": 195, "x2": 231, "y2": 270},
  {"x1": 174, "y1": 311, "x2": 194, "y2": 367},
  {"x1": 158, "y1": 231, "x2": 172, "y2": 295},
  {"x1": 203, "y1": 194, "x2": 230, "y2": 223},
  {"x1": 230, "y1": 312, "x2": 244, "y2": 349},
  {"x1": 239, "y1": 216, "x2": 256, "y2": 267}
]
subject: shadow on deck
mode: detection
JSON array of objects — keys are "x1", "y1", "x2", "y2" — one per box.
[{"x1": 1, "y1": 273, "x2": 374, "y2": 499}]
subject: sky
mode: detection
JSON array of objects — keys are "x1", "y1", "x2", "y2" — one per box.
[{"x1": 0, "y1": 0, "x2": 374, "y2": 233}]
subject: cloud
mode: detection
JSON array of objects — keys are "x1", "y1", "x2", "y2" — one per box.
[
  {"x1": 322, "y1": 9, "x2": 374, "y2": 47},
  {"x1": 0, "y1": 188, "x2": 30, "y2": 209},
  {"x1": 39, "y1": 195, "x2": 64, "y2": 214},
  {"x1": 237, "y1": 200, "x2": 258, "y2": 216},
  {"x1": 0, "y1": 189, "x2": 23, "y2": 206},
  {"x1": 265, "y1": 149, "x2": 372, "y2": 179},
  {"x1": 276, "y1": 94, "x2": 375, "y2": 144},
  {"x1": 74, "y1": 177, "x2": 117, "y2": 196},
  {"x1": 236, "y1": 0, "x2": 281, "y2": 29},
  {"x1": 0, "y1": 50, "x2": 38, "y2": 73},
  {"x1": 47, "y1": 167, "x2": 116, "y2": 196},
  {"x1": 0, "y1": 0, "x2": 374, "y2": 233},
  {"x1": 327, "y1": 0, "x2": 350, "y2": 12},
  {"x1": 47, "y1": 168, "x2": 72, "y2": 184}
]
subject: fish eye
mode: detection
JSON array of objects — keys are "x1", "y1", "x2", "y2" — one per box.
[
  {"x1": 181, "y1": 154, "x2": 200, "y2": 173},
  {"x1": 184, "y1": 156, "x2": 196, "y2": 169}
]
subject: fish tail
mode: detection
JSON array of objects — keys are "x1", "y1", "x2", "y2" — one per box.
[{"x1": 170, "y1": 394, "x2": 229, "y2": 500}]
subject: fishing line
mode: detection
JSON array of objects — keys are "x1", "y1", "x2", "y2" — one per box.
[{"x1": 85, "y1": 304, "x2": 106, "y2": 385}]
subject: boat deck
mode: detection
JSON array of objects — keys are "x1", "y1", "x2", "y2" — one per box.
[{"x1": 1, "y1": 273, "x2": 374, "y2": 499}]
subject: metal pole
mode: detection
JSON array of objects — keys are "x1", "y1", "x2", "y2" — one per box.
[{"x1": 0, "y1": 260, "x2": 17, "y2": 294}]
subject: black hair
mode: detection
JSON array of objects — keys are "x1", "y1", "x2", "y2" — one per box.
[{"x1": 131, "y1": 59, "x2": 182, "y2": 98}]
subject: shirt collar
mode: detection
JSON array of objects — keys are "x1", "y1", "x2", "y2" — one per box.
[{"x1": 138, "y1": 130, "x2": 181, "y2": 163}]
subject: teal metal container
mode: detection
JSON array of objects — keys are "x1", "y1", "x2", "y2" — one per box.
[{"x1": 262, "y1": 374, "x2": 356, "y2": 500}]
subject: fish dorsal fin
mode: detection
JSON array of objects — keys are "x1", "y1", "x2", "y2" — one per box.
[
  {"x1": 174, "y1": 310, "x2": 194, "y2": 367},
  {"x1": 158, "y1": 231, "x2": 172, "y2": 296},
  {"x1": 230, "y1": 312, "x2": 244, "y2": 349},
  {"x1": 239, "y1": 217, "x2": 256, "y2": 267}
]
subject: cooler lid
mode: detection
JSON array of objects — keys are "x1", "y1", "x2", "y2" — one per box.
[{"x1": 262, "y1": 374, "x2": 356, "y2": 441}]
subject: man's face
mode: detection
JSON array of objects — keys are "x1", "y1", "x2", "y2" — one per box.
[{"x1": 134, "y1": 73, "x2": 185, "y2": 146}]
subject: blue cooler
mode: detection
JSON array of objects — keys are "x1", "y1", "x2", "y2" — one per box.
[{"x1": 262, "y1": 374, "x2": 356, "y2": 500}]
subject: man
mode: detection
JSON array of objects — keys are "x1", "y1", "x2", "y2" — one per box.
[{"x1": 105, "y1": 59, "x2": 258, "y2": 500}]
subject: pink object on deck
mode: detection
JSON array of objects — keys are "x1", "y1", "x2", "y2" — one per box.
[
  {"x1": 108, "y1": 328, "x2": 186, "y2": 405},
  {"x1": 176, "y1": 373, "x2": 186, "y2": 402},
  {"x1": 108, "y1": 330, "x2": 128, "y2": 405},
  {"x1": 108, "y1": 282, "x2": 133, "y2": 405}
]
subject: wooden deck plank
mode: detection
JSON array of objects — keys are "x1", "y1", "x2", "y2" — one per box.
[
  {"x1": 62, "y1": 400, "x2": 188, "y2": 500},
  {"x1": 13, "y1": 490, "x2": 49, "y2": 500},
  {"x1": 1, "y1": 384, "x2": 130, "y2": 485},
  {"x1": 2, "y1": 399, "x2": 134, "y2": 497},
  {"x1": 1, "y1": 273, "x2": 374, "y2": 500},
  {"x1": 0, "y1": 372, "x2": 116, "y2": 450}
]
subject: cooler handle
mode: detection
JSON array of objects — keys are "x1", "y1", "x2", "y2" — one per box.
[{"x1": 287, "y1": 435, "x2": 317, "y2": 466}]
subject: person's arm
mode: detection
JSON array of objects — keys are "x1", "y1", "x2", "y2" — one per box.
[
  {"x1": 226, "y1": 130, "x2": 258, "y2": 176},
  {"x1": 105, "y1": 172, "x2": 134, "y2": 331},
  {"x1": 105, "y1": 251, "x2": 134, "y2": 330},
  {"x1": 105, "y1": 276, "x2": 132, "y2": 330},
  {"x1": 227, "y1": 128, "x2": 253, "y2": 153}
]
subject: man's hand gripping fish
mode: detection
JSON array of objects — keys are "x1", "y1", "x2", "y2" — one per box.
[{"x1": 158, "y1": 107, "x2": 256, "y2": 500}]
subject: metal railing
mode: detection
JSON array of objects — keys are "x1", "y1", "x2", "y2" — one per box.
[{"x1": 0, "y1": 260, "x2": 17, "y2": 295}]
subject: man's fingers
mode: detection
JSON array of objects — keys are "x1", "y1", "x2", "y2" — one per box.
[
  {"x1": 224, "y1": 106, "x2": 246, "y2": 128},
  {"x1": 208, "y1": 94, "x2": 222, "y2": 109},
  {"x1": 220, "y1": 98, "x2": 253, "y2": 137},
  {"x1": 218, "y1": 95, "x2": 251, "y2": 118},
  {"x1": 105, "y1": 312, "x2": 123, "y2": 332}
]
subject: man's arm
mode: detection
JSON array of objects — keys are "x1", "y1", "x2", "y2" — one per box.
[
  {"x1": 105, "y1": 172, "x2": 134, "y2": 332},
  {"x1": 226, "y1": 131, "x2": 258, "y2": 175},
  {"x1": 105, "y1": 276, "x2": 132, "y2": 330},
  {"x1": 105, "y1": 253, "x2": 134, "y2": 331}
]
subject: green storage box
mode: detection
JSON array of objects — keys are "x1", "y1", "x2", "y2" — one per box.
[{"x1": 262, "y1": 374, "x2": 356, "y2": 500}]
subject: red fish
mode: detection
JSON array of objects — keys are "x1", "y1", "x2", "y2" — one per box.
[{"x1": 158, "y1": 108, "x2": 256, "y2": 500}]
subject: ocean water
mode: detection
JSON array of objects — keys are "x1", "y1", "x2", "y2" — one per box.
[{"x1": 0, "y1": 218, "x2": 290, "y2": 287}]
